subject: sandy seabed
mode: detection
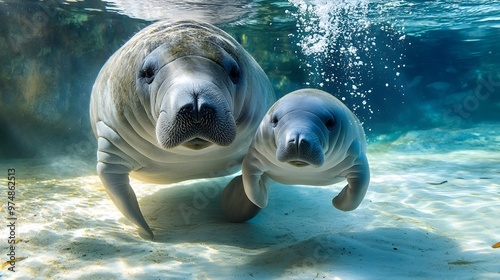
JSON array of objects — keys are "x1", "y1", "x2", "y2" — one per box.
[{"x1": 1, "y1": 125, "x2": 499, "y2": 279}]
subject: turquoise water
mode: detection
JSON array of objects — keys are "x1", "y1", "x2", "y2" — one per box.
[
  {"x1": 0, "y1": 0, "x2": 499, "y2": 279},
  {"x1": 1, "y1": 0, "x2": 498, "y2": 158}
]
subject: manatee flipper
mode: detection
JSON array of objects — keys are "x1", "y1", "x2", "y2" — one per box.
[
  {"x1": 95, "y1": 122, "x2": 154, "y2": 238},
  {"x1": 240, "y1": 154, "x2": 272, "y2": 209},
  {"x1": 332, "y1": 154, "x2": 370, "y2": 211},
  {"x1": 97, "y1": 165, "x2": 154, "y2": 238},
  {"x1": 221, "y1": 175, "x2": 261, "y2": 222}
]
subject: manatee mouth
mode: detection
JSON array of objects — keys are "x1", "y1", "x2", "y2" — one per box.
[
  {"x1": 288, "y1": 160, "x2": 310, "y2": 167},
  {"x1": 156, "y1": 110, "x2": 237, "y2": 150},
  {"x1": 182, "y1": 138, "x2": 213, "y2": 150}
]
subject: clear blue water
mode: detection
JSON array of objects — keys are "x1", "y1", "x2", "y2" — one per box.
[
  {"x1": 0, "y1": 1, "x2": 499, "y2": 279},
  {"x1": 0, "y1": 0, "x2": 499, "y2": 159}
]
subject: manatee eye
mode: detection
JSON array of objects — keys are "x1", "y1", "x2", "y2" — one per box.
[
  {"x1": 271, "y1": 115, "x2": 279, "y2": 128},
  {"x1": 229, "y1": 65, "x2": 240, "y2": 84},
  {"x1": 139, "y1": 66, "x2": 155, "y2": 84},
  {"x1": 325, "y1": 118, "x2": 335, "y2": 130},
  {"x1": 222, "y1": 55, "x2": 240, "y2": 85}
]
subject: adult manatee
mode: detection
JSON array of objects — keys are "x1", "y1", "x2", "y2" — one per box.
[{"x1": 90, "y1": 20, "x2": 275, "y2": 237}]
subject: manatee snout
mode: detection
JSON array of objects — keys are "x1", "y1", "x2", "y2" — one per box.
[
  {"x1": 156, "y1": 83, "x2": 237, "y2": 150},
  {"x1": 276, "y1": 130, "x2": 325, "y2": 167}
]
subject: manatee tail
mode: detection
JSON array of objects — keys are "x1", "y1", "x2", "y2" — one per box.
[{"x1": 97, "y1": 168, "x2": 154, "y2": 238}]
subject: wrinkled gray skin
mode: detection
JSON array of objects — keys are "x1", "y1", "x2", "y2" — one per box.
[
  {"x1": 221, "y1": 89, "x2": 370, "y2": 222},
  {"x1": 90, "y1": 20, "x2": 275, "y2": 237}
]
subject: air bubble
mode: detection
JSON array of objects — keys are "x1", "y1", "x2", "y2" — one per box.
[{"x1": 288, "y1": 0, "x2": 407, "y2": 131}]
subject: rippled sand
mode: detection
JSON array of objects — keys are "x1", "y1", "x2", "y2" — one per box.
[{"x1": 1, "y1": 125, "x2": 499, "y2": 279}]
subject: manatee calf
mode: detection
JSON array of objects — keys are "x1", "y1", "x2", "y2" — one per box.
[{"x1": 221, "y1": 89, "x2": 370, "y2": 222}]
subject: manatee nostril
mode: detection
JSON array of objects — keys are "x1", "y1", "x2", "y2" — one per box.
[
  {"x1": 299, "y1": 138, "x2": 309, "y2": 147},
  {"x1": 179, "y1": 103, "x2": 194, "y2": 114},
  {"x1": 199, "y1": 103, "x2": 215, "y2": 115},
  {"x1": 178, "y1": 102, "x2": 217, "y2": 123},
  {"x1": 287, "y1": 134, "x2": 301, "y2": 153},
  {"x1": 178, "y1": 103, "x2": 200, "y2": 122}
]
